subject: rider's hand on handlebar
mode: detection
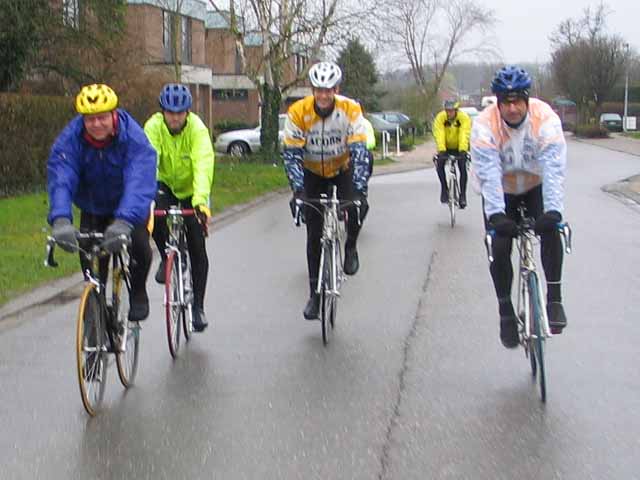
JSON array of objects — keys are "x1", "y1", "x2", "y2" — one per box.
[
  {"x1": 102, "y1": 219, "x2": 133, "y2": 254},
  {"x1": 534, "y1": 210, "x2": 562, "y2": 235},
  {"x1": 488, "y1": 212, "x2": 518, "y2": 238},
  {"x1": 52, "y1": 218, "x2": 78, "y2": 252},
  {"x1": 289, "y1": 190, "x2": 303, "y2": 218},
  {"x1": 195, "y1": 204, "x2": 211, "y2": 237}
]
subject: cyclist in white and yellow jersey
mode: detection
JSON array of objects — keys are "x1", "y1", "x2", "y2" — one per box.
[{"x1": 283, "y1": 61, "x2": 370, "y2": 320}]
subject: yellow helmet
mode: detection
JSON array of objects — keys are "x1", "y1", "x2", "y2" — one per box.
[{"x1": 75, "y1": 84, "x2": 118, "y2": 115}]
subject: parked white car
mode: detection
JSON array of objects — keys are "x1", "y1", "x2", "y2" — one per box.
[{"x1": 215, "y1": 114, "x2": 287, "y2": 156}]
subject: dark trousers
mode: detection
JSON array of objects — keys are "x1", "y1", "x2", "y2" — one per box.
[
  {"x1": 303, "y1": 169, "x2": 361, "y2": 293},
  {"x1": 79, "y1": 212, "x2": 152, "y2": 301},
  {"x1": 152, "y1": 182, "x2": 209, "y2": 309},
  {"x1": 483, "y1": 185, "x2": 563, "y2": 302},
  {"x1": 436, "y1": 150, "x2": 468, "y2": 197}
]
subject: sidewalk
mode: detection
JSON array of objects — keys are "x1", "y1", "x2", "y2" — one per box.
[
  {"x1": 571, "y1": 133, "x2": 640, "y2": 203},
  {"x1": 372, "y1": 140, "x2": 435, "y2": 176}
]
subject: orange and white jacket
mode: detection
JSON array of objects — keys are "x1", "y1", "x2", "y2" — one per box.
[
  {"x1": 282, "y1": 95, "x2": 369, "y2": 192},
  {"x1": 471, "y1": 98, "x2": 567, "y2": 218}
]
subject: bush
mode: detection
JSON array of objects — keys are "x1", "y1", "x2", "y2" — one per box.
[
  {"x1": 575, "y1": 124, "x2": 609, "y2": 138},
  {"x1": 0, "y1": 93, "x2": 75, "y2": 197}
]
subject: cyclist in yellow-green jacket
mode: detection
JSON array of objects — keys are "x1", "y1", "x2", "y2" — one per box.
[
  {"x1": 144, "y1": 83, "x2": 215, "y2": 332},
  {"x1": 432, "y1": 99, "x2": 471, "y2": 208}
]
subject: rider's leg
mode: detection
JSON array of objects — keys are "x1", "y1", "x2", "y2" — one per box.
[
  {"x1": 151, "y1": 182, "x2": 178, "y2": 283},
  {"x1": 302, "y1": 171, "x2": 326, "y2": 319},
  {"x1": 184, "y1": 201, "x2": 210, "y2": 331},
  {"x1": 336, "y1": 170, "x2": 361, "y2": 275},
  {"x1": 457, "y1": 154, "x2": 468, "y2": 208},
  {"x1": 79, "y1": 212, "x2": 110, "y2": 285},
  {"x1": 129, "y1": 224, "x2": 152, "y2": 321},
  {"x1": 526, "y1": 186, "x2": 566, "y2": 331},
  {"x1": 435, "y1": 155, "x2": 448, "y2": 203}
]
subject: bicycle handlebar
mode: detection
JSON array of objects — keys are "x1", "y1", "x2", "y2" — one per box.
[
  {"x1": 154, "y1": 208, "x2": 196, "y2": 217},
  {"x1": 293, "y1": 197, "x2": 363, "y2": 228},
  {"x1": 44, "y1": 232, "x2": 129, "y2": 268},
  {"x1": 484, "y1": 221, "x2": 572, "y2": 264}
]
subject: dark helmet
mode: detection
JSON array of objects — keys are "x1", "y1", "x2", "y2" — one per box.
[
  {"x1": 491, "y1": 66, "x2": 532, "y2": 95},
  {"x1": 443, "y1": 99, "x2": 460, "y2": 110},
  {"x1": 159, "y1": 83, "x2": 192, "y2": 112}
]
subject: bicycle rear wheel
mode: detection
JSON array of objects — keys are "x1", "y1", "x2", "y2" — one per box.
[
  {"x1": 165, "y1": 251, "x2": 182, "y2": 358},
  {"x1": 114, "y1": 265, "x2": 140, "y2": 388},
  {"x1": 76, "y1": 284, "x2": 107, "y2": 416},
  {"x1": 528, "y1": 272, "x2": 546, "y2": 402},
  {"x1": 448, "y1": 177, "x2": 457, "y2": 228}
]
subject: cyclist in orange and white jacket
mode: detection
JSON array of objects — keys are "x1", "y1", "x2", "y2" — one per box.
[{"x1": 282, "y1": 61, "x2": 370, "y2": 320}]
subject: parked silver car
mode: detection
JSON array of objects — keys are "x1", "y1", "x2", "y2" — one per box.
[{"x1": 215, "y1": 114, "x2": 287, "y2": 156}]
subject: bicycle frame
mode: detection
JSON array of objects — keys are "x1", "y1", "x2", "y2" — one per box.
[{"x1": 316, "y1": 186, "x2": 344, "y2": 297}]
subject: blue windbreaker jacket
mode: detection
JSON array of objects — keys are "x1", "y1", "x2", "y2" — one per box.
[{"x1": 47, "y1": 110, "x2": 157, "y2": 226}]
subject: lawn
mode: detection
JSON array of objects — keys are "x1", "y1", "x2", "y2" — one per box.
[{"x1": 0, "y1": 160, "x2": 288, "y2": 307}]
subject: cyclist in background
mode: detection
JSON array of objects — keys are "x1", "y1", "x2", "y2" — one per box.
[
  {"x1": 144, "y1": 83, "x2": 215, "y2": 332},
  {"x1": 471, "y1": 65, "x2": 568, "y2": 349},
  {"x1": 432, "y1": 100, "x2": 471, "y2": 208},
  {"x1": 283, "y1": 61, "x2": 370, "y2": 320},
  {"x1": 47, "y1": 84, "x2": 157, "y2": 321}
]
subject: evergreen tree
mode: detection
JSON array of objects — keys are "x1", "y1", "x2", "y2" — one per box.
[{"x1": 336, "y1": 39, "x2": 380, "y2": 112}]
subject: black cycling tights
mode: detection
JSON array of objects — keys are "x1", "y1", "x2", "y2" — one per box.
[
  {"x1": 436, "y1": 150, "x2": 468, "y2": 196},
  {"x1": 153, "y1": 182, "x2": 209, "y2": 309},
  {"x1": 79, "y1": 212, "x2": 152, "y2": 301},
  {"x1": 484, "y1": 185, "x2": 563, "y2": 304},
  {"x1": 304, "y1": 169, "x2": 361, "y2": 293}
]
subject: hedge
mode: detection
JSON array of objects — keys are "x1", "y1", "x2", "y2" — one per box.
[
  {"x1": 576, "y1": 124, "x2": 610, "y2": 138},
  {"x1": 0, "y1": 93, "x2": 75, "y2": 197}
]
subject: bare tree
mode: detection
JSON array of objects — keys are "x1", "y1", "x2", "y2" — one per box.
[
  {"x1": 155, "y1": 0, "x2": 186, "y2": 81},
  {"x1": 550, "y1": 2, "x2": 628, "y2": 123},
  {"x1": 206, "y1": 0, "x2": 368, "y2": 158},
  {"x1": 380, "y1": 0, "x2": 496, "y2": 120}
]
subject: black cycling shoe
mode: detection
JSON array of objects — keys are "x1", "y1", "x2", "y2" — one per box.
[
  {"x1": 193, "y1": 307, "x2": 209, "y2": 332},
  {"x1": 303, "y1": 294, "x2": 320, "y2": 320},
  {"x1": 459, "y1": 194, "x2": 467, "y2": 209},
  {"x1": 500, "y1": 315, "x2": 519, "y2": 349},
  {"x1": 344, "y1": 246, "x2": 359, "y2": 275},
  {"x1": 155, "y1": 259, "x2": 166, "y2": 284},
  {"x1": 440, "y1": 190, "x2": 449, "y2": 204},
  {"x1": 547, "y1": 302, "x2": 567, "y2": 334},
  {"x1": 129, "y1": 292, "x2": 149, "y2": 321}
]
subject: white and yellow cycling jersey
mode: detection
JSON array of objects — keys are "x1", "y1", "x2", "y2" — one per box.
[{"x1": 283, "y1": 95, "x2": 367, "y2": 179}]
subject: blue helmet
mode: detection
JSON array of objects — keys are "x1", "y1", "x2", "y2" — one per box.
[
  {"x1": 491, "y1": 66, "x2": 532, "y2": 95},
  {"x1": 159, "y1": 83, "x2": 192, "y2": 112}
]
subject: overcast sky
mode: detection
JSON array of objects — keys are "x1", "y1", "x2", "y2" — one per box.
[{"x1": 487, "y1": 0, "x2": 640, "y2": 64}]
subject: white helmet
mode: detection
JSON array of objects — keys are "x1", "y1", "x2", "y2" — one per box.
[{"x1": 308, "y1": 62, "x2": 342, "y2": 89}]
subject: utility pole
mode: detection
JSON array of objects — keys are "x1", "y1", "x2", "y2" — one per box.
[{"x1": 623, "y1": 43, "x2": 629, "y2": 132}]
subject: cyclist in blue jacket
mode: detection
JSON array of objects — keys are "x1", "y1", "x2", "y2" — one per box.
[{"x1": 47, "y1": 84, "x2": 157, "y2": 321}]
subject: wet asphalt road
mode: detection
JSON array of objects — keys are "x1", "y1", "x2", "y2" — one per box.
[{"x1": 1, "y1": 139, "x2": 639, "y2": 479}]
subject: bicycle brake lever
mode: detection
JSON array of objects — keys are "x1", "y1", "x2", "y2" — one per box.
[{"x1": 44, "y1": 238, "x2": 59, "y2": 268}]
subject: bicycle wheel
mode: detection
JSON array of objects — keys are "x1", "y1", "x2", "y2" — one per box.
[
  {"x1": 182, "y1": 255, "x2": 193, "y2": 342},
  {"x1": 528, "y1": 272, "x2": 546, "y2": 402},
  {"x1": 165, "y1": 251, "x2": 182, "y2": 358},
  {"x1": 519, "y1": 277, "x2": 537, "y2": 378},
  {"x1": 76, "y1": 284, "x2": 107, "y2": 416},
  {"x1": 114, "y1": 265, "x2": 140, "y2": 388},
  {"x1": 448, "y1": 177, "x2": 457, "y2": 228},
  {"x1": 320, "y1": 245, "x2": 333, "y2": 345}
]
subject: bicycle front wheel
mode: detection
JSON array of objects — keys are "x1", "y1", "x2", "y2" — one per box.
[
  {"x1": 165, "y1": 252, "x2": 182, "y2": 358},
  {"x1": 114, "y1": 265, "x2": 140, "y2": 388},
  {"x1": 528, "y1": 272, "x2": 546, "y2": 402},
  {"x1": 182, "y1": 255, "x2": 193, "y2": 342},
  {"x1": 76, "y1": 284, "x2": 107, "y2": 416},
  {"x1": 448, "y1": 177, "x2": 457, "y2": 228},
  {"x1": 320, "y1": 244, "x2": 335, "y2": 346}
]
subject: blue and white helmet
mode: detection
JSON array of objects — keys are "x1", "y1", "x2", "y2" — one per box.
[
  {"x1": 159, "y1": 83, "x2": 193, "y2": 112},
  {"x1": 491, "y1": 65, "x2": 532, "y2": 95},
  {"x1": 308, "y1": 62, "x2": 342, "y2": 89}
]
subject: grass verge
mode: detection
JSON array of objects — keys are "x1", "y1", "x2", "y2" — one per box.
[{"x1": 0, "y1": 160, "x2": 288, "y2": 308}]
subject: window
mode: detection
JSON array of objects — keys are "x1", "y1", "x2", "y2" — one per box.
[
  {"x1": 181, "y1": 16, "x2": 191, "y2": 64},
  {"x1": 163, "y1": 10, "x2": 174, "y2": 62},
  {"x1": 295, "y1": 54, "x2": 307, "y2": 75},
  {"x1": 212, "y1": 89, "x2": 248, "y2": 101},
  {"x1": 63, "y1": 0, "x2": 79, "y2": 29}
]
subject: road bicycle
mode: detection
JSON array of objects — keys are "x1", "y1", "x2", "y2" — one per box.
[
  {"x1": 45, "y1": 232, "x2": 140, "y2": 416},
  {"x1": 294, "y1": 186, "x2": 361, "y2": 345},
  {"x1": 485, "y1": 206, "x2": 572, "y2": 402},
  {"x1": 154, "y1": 207, "x2": 197, "y2": 358}
]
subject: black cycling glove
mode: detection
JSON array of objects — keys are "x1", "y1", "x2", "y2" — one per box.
[
  {"x1": 52, "y1": 218, "x2": 78, "y2": 253},
  {"x1": 534, "y1": 210, "x2": 562, "y2": 235},
  {"x1": 488, "y1": 213, "x2": 518, "y2": 237},
  {"x1": 102, "y1": 219, "x2": 133, "y2": 254}
]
